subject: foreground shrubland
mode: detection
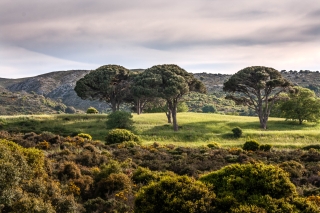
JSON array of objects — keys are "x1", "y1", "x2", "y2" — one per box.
[{"x1": 1, "y1": 130, "x2": 320, "y2": 212}]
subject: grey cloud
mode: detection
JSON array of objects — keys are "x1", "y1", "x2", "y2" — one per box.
[{"x1": 306, "y1": 9, "x2": 320, "y2": 17}]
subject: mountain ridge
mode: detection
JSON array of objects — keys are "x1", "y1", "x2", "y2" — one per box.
[{"x1": 1, "y1": 69, "x2": 320, "y2": 115}]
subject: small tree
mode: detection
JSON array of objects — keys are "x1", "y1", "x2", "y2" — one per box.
[{"x1": 280, "y1": 86, "x2": 320, "y2": 124}]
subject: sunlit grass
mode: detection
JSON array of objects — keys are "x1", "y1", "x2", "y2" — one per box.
[{"x1": 1, "y1": 112, "x2": 320, "y2": 149}]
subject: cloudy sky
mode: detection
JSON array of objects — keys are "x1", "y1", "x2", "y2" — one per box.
[{"x1": 1, "y1": 0, "x2": 320, "y2": 78}]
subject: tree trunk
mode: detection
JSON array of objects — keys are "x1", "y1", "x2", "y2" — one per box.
[
  {"x1": 168, "y1": 100, "x2": 179, "y2": 131},
  {"x1": 136, "y1": 99, "x2": 141, "y2": 115},
  {"x1": 172, "y1": 106, "x2": 178, "y2": 131},
  {"x1": 110, "y1": 99, "x2": 117, "y2": 112},
  {"x1": 166, "y1": 110, "x2": 172, "y2": 123}
]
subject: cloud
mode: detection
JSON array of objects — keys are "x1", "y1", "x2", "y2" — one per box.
[{"x1": 0, "y1": 0, "x2": 320, "y2": 78}]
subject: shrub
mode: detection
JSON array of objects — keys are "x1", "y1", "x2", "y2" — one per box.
[
  {"x1": 105, "y1": 129, "x2": 140, "y2": 145},
  {"x1": 232, "y1": 127, "x2": 242, "y2": 138},
  {"x1": 97, "y1": 173, "x2": 131, "y2": 196},
  {"x1": 59, "y1": 162, "x2": 82, "y2": 180},
  {"x1": 199, "y1": 163, "x2": 316, "y2": 212},
  {"x1": 177, "y1": 102, "x2": 189, "y2": 112},
  {"x1": 106, "y1": 111, "x2": 134, "y2": 130},
  {"x1": 202, "y1": 105, "x2": 217, "y2": 113},
  {"x1": 77, "y1": 133, "x2": 92, "y2": 140},
  {"x1": 207, "y1": 142, "x2": 221, "y2": 149},
  {"x1": 134, "y1": 175, "x2": 216, "y2": 213},
  {"x1": 36, "y1": 141, "x2": 51, "y2": 150},
  {"x1": 259, "y1": 144, "x2": 272, "y2": 152},
  {"x1": 243, "y1": 140, "x2": 260, "y2": 151},
  {"x1": 87, "y1": 107, "x2": 99, "y2": 114}
]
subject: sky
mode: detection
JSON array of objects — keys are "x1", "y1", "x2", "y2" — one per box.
[{"x1": 1, "y1": 0, "x2": 320, "y2": 79}]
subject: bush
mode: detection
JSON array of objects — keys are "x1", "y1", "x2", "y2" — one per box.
[
  {"x1": 259, "y1": 144, "x2": 272, "y2": 152},
  {"x1": 77, "y1": 133, "x2": 92, "y2": 140},
  {"x1": 177, "y1": 102, "x2": 189, "y2": 112},
  {"x1": 105, "y1": 129, "x2": 140, "y2": 145},
  {"x1": 202, "y1": 105, "x2": 217, "y2": 113},
  {"x1": 106, "y1": 111, "x2": 134, "y2": 130},
  {"x1": 134, "y1": 175, "x2": 216, "y2": 213},
  {"x1": 232, "y1": 127, "x2": 242, "y2": 138},
  {"x1": 36, "y1": 141, "x2": 51, "y2": 150},
  {"x1": 87, "y1": 107, "x2": 99, "y2": 114},
  {"x1": 199, "y1": 163, "x2": 318, "y2": 212},
  {"x1": 207, "y1": 142, "x2": 221, "y2": 149},
  {"x1": 243, "y1": 140, "x2": 260, "y2": 151}
]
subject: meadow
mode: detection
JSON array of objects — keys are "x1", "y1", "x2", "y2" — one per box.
[{"x1": 1, "y1": 112, "x2": 320, "y2": 149}]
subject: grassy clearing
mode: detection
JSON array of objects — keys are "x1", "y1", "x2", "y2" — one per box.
[{"x1": 1, "y1": 113, "x2": 320, "y2": 149}]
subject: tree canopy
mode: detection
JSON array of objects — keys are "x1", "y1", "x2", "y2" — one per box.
[
  {"x1": 74, "y1": 65, "x2": 130, "y2": 112},
  {"x1": 136, "y1": 64, "x2": 206, "y2": 131},
  {"x1": 223, "y1": 66, "x2": 291, "y2": 129},
  {"x1": 280, "y1": 86, "x2": 320, "y2": 124}
]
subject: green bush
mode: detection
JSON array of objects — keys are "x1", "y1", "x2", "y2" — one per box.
[
  {"x1": 106, "y1": 111, "x2": 134, "y2": 130},
  {"x1": 199, "y1": 163, "x2": 318, "y2": 212},
  {"x1": 134, "y1": 175, "x2": 216, "y2": 213},
  {"x1": 177, "y1": 102, "x2": 189, "y2": 112},
  {"x1": 232, "y1": 127, "x2": 242, "y2": 138},
  {"x1": 207, "y1": 142, "x2": 221, "y2": 149},
  {"x1": 243, "y1": 140, "x2": 260, "y2": 151},
  {"x1": 105, "y1": 129, "x2": 140, "y2": 145},
  {"x1": 259, "y1": 144, "x2": 272, "y2": 152},
  {"x1": 202, "y1": 105, "x2": 217, "y2": 113},
  {"x1": 77, "y1": 133, "x2": 92, "y2": 140},
  {"x1": 87, "y1": 107, "x2": 99, "y2": 114}
]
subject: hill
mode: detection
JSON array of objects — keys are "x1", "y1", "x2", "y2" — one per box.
[{"x1": 0, "y1": 69, "x2": 319, "y2": 115}]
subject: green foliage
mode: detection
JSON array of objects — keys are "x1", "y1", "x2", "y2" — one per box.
[
  {"x1": 77, "y1": 133, "x2": 92, "y2": 140},
  {"x1": 75, "y1": 65, "x2": 130, "y2": 112},
  {"x1": 207, "y1": 142, "x2": 221, "y2": 149},
  {"x1": 243, "y1": 140, "x2": 260, "y2": 151},
  {"x1": 224, "y1": 66, "x2": 291, "y2": 129},
  {"x1": 86, "y1": 106, "x2": 98, "y2": 114},
  {"x1": 105, "y1": 129, "x2": 140, "y2": 145},
  {"x1": 106, "y1": 111, "x2": 134, "y2": 130},
  {"x1": 259, "y1": 144, "x2": 272, "y2": 151},
  {"x1": 232, "y1": 127, "x2": 242, "y2": 138},
  {"x1": 199, "y1": 163, "x2": 317, "y2": 212},
  {"x1": 202, "y1": 104, "x2": 217, "y2": 113},
  {"x1": 177, "y1": 102, "x2": 189, "y2": 112},
  {"x1": 134, "y1": 175, "x2": 216, "y2": 213},
  {"x1": 136, "y1": 64, "x2": 206, "y2": 131},
  {"x1": 280, "y1": 86, "x2": 320, "y2": 124},
  {"x1": 0, "y1": 139, "x2": 79, "y2": 212}
]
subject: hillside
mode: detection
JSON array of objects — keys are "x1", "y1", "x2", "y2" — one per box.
[{"x1": 0, "y1": 69, "x2": 319, "y2": 115}]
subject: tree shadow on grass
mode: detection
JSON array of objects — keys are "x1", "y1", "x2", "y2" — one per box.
[{"x1": 141, "y1": 117, "x2": 320, "y2": 143}]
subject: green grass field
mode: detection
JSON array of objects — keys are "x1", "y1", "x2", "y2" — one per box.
[{"x1": 1, "y1": 112, "x2": 320, "y2": 149}]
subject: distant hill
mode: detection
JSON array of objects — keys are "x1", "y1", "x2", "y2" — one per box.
[{"x1": 0, "y1": 69, "x2": 319, "y2": 115}]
